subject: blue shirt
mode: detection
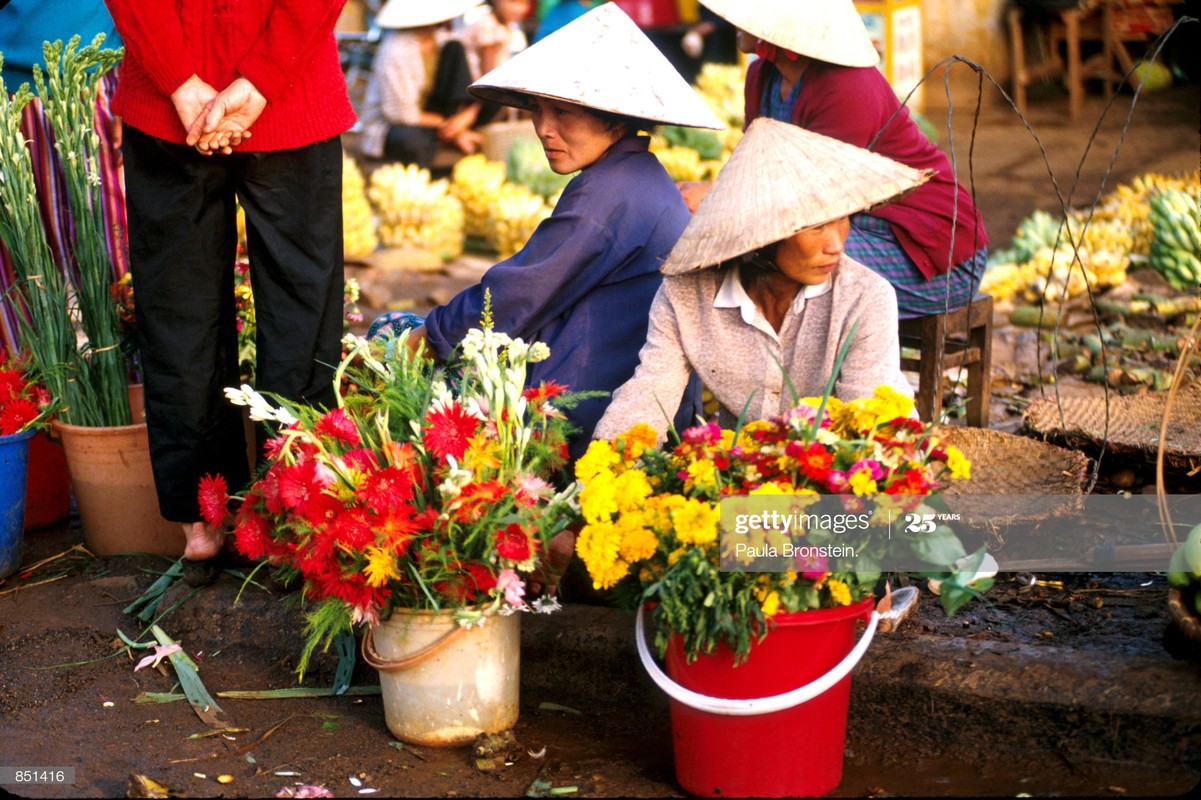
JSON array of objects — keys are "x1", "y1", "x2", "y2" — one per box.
[
  {"x1": 0, "y1": 1, "x2": 122, "y2": 93},
  {"x1": 425, "y1": 136, "x2": 702, "y2": 459}
]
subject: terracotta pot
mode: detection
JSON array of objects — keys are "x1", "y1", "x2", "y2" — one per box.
[{"x1": 51, "y1": 419, "x2": 183, "y2": 557}]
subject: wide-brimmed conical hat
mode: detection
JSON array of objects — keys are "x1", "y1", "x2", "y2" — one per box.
[
  {"x1": 468, "y1": 3, "x2": 724, "y2": 129},
  {"x1": 661, "y1": 118, "x2": 932, "y2": 275},
  {"x1": 375, "y1": 0, "x2": 484, "y2": 30},
  {"x1": 700, "y1": 0, "x2": 879, "y2": 68}
]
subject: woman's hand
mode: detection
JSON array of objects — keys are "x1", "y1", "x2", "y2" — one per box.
[
  {"x1": 193, "y1": 77, "x2": 266, "y2": 155},
  {"x1": 528, "y1": 528, "x2": 577, "y2": 597}
]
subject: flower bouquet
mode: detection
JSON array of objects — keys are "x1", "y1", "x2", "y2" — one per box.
[
  {"x1": 574, "y1": 387, "x2": 990, "y2": 796},
  {"x1": 1, "y1": 348, "x2": 55, "y2": 578},
  {"x1": 207, "y1": 318, "x2": 580, "y2": 678},
  {"x1": 575, "y1": 386, "x2": 988, "y2": 663}
]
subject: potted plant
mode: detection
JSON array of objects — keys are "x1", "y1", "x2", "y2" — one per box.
[
  {"x1": 0, "y1": 348, "x2": 55, "y2": 577},
  {"x1": 208, "y1": 318, "x2": 580, "y2": 746},
  {"x1": 573, "y1": 388, "x2": 993, "y2": 797},
  {"x1": 0, "y1": 37, "x2": 180, "y2": 554}
]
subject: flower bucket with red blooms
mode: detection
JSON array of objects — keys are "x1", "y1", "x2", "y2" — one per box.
[
  {"x1": 1, "y1": 428, "x2": 36, "y2": 579},
  {"x1": 638, "y1": 596, "x2": 918, "y2": 798}
]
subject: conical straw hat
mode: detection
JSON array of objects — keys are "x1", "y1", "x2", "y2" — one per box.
[
  {"x1": 660, "y1": 118, "x2": 932, "y2": 275},
  {"x1": 699, "y1": 0, "x2": 879, "y2": 68},
  {"x1": 375, "y1": 0, "x2": 485, "y2": 30},
  {"x1": 468, "y1": 3, "x2": 724, "y2": 129}
]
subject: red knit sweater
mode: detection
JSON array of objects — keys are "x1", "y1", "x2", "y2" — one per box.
[{"x1": 104, "y1": 0, "x2": 355, "y2": 151}]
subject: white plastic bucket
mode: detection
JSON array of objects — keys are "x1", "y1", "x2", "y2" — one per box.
[{"x1": 363, "y1": 609, "x2": 520, "y2": 747}]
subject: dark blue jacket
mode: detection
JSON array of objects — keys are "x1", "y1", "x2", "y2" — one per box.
[{"x1": 425, "y1": 136, "x2": 702, "y2": 459}]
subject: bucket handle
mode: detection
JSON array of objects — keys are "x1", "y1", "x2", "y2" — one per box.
[
  {"x1": 635, "y1": 587, "x2": 918, "y2": 717},
  {"x1": 361, "y1": 623, "x2": 465, "y2": 672}
]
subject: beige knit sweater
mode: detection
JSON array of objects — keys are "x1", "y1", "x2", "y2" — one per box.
[{"x1": 594, "y1": 255, "x2": 913, "y2": 440}]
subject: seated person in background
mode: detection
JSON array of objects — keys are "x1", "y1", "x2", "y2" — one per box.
[
  {"x1": 368, "y1": 3, "x2": 725, "y2": 462},
  {"x1": 458, "y1": 0, "x2": 533, "y2": 79},
  {"x1": 359, "y1": 0, "x2": 499, "y2": 165},
  {"x1": 680, "y1": 0, "x2": 989, "y2": 319},
  {"x1": 595, "y1": 117, "x2": 928, "y2": 443}
]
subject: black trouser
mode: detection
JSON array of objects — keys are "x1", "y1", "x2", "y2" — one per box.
[
  {"x1": 382, "y1": 39, "x2": 502, "y2": 166},
  {"x1": 122, "y1": 126, "x2": 344, "y2": 521}
]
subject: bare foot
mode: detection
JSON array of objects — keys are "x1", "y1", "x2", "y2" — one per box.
[{"x1": 182, "y1": 521, "x2": 225, "y2": 561}]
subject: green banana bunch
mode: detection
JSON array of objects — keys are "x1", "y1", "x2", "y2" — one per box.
[{"x1": 1148, "y1": 188, "x2": 1201, "y2": 290}]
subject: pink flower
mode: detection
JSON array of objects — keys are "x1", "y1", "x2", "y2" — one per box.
[
  {"x1": 133, "y1": 643, "x2": 181, "y2": 672},
  {"x1": 851, "y1": 459, "x2": 885, "y2": 481},
  {"x1": 497, "y1": 568, "x2": 526, "y2": 607}
]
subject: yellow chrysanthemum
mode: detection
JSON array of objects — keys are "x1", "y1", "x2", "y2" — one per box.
[
  {"x1": 749, "y1": 481, "x2": 791, "y2": 495},
  {"x1": 613, "y1": 468, "x2": 653, "y2": 513},
  {"x1": 869, "y1": 385, "x2": 915, "y2": 423},
  {"x1": 575, "y1": 439, "x2": 621, "y2": 483},
  {"x1": 671, "y1": 498, "x2": 720, "y2": 546},
  {"x1": 617, "y1": 423, "x2": 658, "y2": 463},
  {"x1": 685, "y1": 458, "x2": 717, "y2": 493},
  {"x1": 363, "y1": 545, "x2": 400, "y2": 588},
  {"x1": 945, "y1": 445, "x2": 971, "y2": 481},
  {"x1": 848, "y1": 468, "x2": 878, "y2": 496},
  {"x1": 576, "y1": 521, "x2": 629, "y2": 589},
  {"x1": 616, "y1": 518, "x2": 659, "y2": 563},
  {"x1": 579, "y1": 472, "x2": 618, "y2": 524},
  {"x1": 827, "y1": 579, "x2": 852, "y2": 606},
  {"x1": 645, "y1": 493, "x2": 687, "y2": 533}
]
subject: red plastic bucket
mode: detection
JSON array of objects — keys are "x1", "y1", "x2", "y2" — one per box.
[
  {"x1": 23, "y1": 431, "x2": 71, "y2": 531},
  {"x1": 650, "y1": 598, "x2": 876, "y2": 798}
]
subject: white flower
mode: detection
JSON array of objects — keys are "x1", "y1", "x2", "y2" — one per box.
[{"x1": 531, "y1": 596, "x2": 561, "y2": 614}]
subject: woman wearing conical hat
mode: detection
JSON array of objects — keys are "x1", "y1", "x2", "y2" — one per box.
[
  {"x1": 678, "y1": 0, "x2": 989, "y2": 319},
  {"x1": 370, "y1": 3, "x2": 723, "y2": 461},
  {"x1": 595, "y1": 118, "x2": 929, "y2": 442},
  {"x1": 359, "y1": 0, "x2": 496, "y2": 165}
]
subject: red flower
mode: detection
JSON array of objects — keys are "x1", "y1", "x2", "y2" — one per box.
[
  {"x1": 884, "y1": 468, "x2": 931, "y2": 496},
  {"x1": 233, "y1": 507, "x2": 274, "y2": 560},
  {"x1": 278, "y1": 460, "x2": 333, "y2": 518},
  {"x1": 0, "y1": 397, "x2": 38, "y2": 435},
  {"x1": 197, "y1": 473, "x2": 229, "y2": 527},
  {"x1": 423, "y1": 401, "x2": 480, "y2": 462},
  {"x1": 456, "y1": 481, "x2": 508, "y2": 523},
  {"x1": 434, "y1": 562, "x2": 497, "y2": 604},
  {"x1": 329, "y1": 507, "x2": 375, "y2": 551},
  {"x1": 361, "y1": 465, "x2": 417, "y2": 510},
  {"x1": 792, "y1": 441, "x2": 834, "y2": 483},
  {"x1": 494, "y1": 523, "x2": 533, "y2": 562},
  {"x1": 0, "y1": 368, "x2": 23, "y2": 400},
  {"x1": 523, "y1": 380, "x2": 568, "y2": 405},
  {"x1": 315, "y1": 408, "x2": 361, "y2": 447}
]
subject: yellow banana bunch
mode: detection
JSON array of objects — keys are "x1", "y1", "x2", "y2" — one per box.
[
  {"x1": 342, "y1": 155, "x2": 379, "y2": 259},
  {"x1": 693, "y1": 62, "x2": 745, "y2": 128},
  {"x1": 367, "y1": 162, "x2": 465, "y2": 260},
  {"x1": 649, "y1": 141, "x2": 707, "y2": 182},
  {"x1": 451, "y1": 154, "x2": 509, "y2": 240},
  {"x1": 486, "y1": 183, "x2": 550, "y2": 259}
]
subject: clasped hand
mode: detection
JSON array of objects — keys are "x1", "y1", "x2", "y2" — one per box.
[{"x1": 171, "y1": 74, "x2": 267, "y2": 156}]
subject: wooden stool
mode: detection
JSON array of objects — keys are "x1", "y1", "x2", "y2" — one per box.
[{"x1": 899, "y1": 294, "x2": 994, "y2": 427}]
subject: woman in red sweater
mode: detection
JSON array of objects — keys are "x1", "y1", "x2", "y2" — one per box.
[
  {"x1": 685, "y1": 0, "x2": 989, "y2": 319},
  {"x1": 105, "y1": 0, "x2": 356, "y2": 569}
]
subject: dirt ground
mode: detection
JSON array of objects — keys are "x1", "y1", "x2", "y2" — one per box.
[{"x1": 1, "y1": 515, "x2": 1199, "y2": 799}]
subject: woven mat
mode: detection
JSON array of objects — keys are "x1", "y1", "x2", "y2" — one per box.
[
  {"x1": 1023, "y1": 382, "x2": 1201, "y2": 468},
  {"x1": 936, "y1": 425, "x2": 1090, "y2": 524}
]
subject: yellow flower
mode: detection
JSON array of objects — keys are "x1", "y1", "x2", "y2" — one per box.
[
  {"x1": 671, "y1": 498, "x2": 720, "y2": 547},
  {"x1": 617, "y1": 423, "x2": 658, "y2": 463},
  {"x1": 684, "y1": 458, "x2": 717, "y2": 493},
  {"x1": 579, "y1": 472, "x2": 618, "y2": 524},
  {"x1": 945, "y1": 445, "x2": 971, "y2": 481},
  {"x1": 749, "y1": 481, "x2": 791, "y2": 495},
  {"x1": 616, "y1": 517, "x2": 659, "y2": 563},
  {"x1": 848, "y1": 468, "x2": 878, "y2": 496},
  {"x1": 462, "y1": 436, "x2": 501, "y2": 475},
  {"x1": 576, "y1": 521, "x2": 628, "y2": 589},
  {"x1": 827, "y1": 579, "x2": 852, "y2": 606},
  {"x1": 575, "y1": 439, "x2": 620, "y2": 483},
  {"x1": 363, "y1": 545, "x2": 400, "y2": 588},
  {"x1": 613, "y1": 469, "x2": 653, "y2": 513},
  {"x1": 869, "y1": 385, "x2": 915, "y2": 423},
  {"x1": 760, "y1": 590, "x2": 781, "y2": 617},
  {"x1": 736, "y1": 419, "x2": 774, "y2": 449}
]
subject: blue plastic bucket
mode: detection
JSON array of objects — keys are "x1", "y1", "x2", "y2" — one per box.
[{"x1": 0, "y1": 428, "x2": 36, "y2": 579}]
